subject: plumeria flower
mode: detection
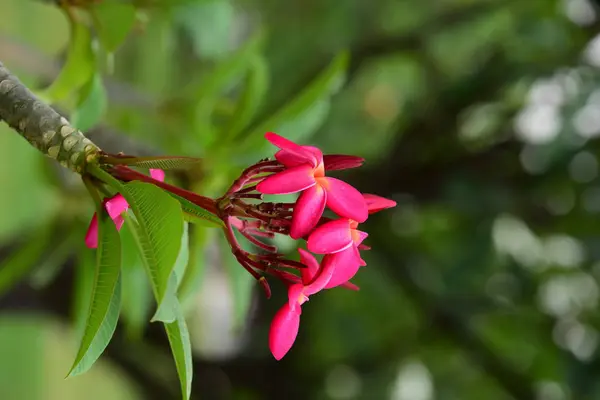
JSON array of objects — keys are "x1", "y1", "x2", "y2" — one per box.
[
  {"x1": 257, "y1": 132, "x2": 368, "y2": 240},
  {"x1": 269, "y1": 249, "x2": 336, "y2": 360},
  {"x1": 306, "y1": 194, "x2": 397, "y2": 288},
  {"x1": 85, "y1": 169, "x2": 165, "y2": 248}
]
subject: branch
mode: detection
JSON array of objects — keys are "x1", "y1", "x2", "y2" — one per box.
[{"x1": 0, "y1": 61, "x2": 100, "y2": 173}]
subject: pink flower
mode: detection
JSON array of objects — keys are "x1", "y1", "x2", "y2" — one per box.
[
  {"x1": 85, "y1": 169, "x2": 165, "y2": 248},
  {"x1": 257, "y1": 132, "x2": 368, "y2": 239},
  {"x1": 269, "y1": 249, "x2": 336, "y2": 359},
  {"x1": 305, "y1": 194, "x2": 397, "y2": 288}
]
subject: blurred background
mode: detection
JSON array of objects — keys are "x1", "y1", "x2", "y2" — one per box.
[{"x1": 1, "y1": 0, "x2": 600, "y2": 399}]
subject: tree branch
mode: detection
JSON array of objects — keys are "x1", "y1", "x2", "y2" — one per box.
[{"x1": 0, "y1": 61, "x2": 100, "y2": 173}]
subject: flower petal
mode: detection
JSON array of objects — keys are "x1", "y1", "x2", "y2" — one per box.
[
  {"x1": 256, "y1": 165, "x2": 316, "y2": 195},
  {"x1": 265, "y1": 132, "x2": 319, "y2": 167},
  {"x1": 84, "y1": 213, "x2": 99, "y2": 249},
  {"x1": 298, "y1": 248, "x2": 320, "y2": 285},
  {"x1": 323, "y1": 154, "x2": 364, "y2": 171},
  {"x1": 290, "y1": 185, "x2": 327, "y2": 239},
  {"x1": 321, "y1": 177, "x2": 368, "y2": 222},
  {"x1": 269, "y1": 303, "x2": 301, "y2": 360},
  {"x1": 149, "y1": 169, "x2": 165, "y2": 182},
  {"x1": 324, "y1": 247, "x2": 362, "y2": 289},
  {"x1": 287, "y1": 283, "x2": 307, "y2": 311},
  {"x1": 307, "y1": 219, "x2": 353, "y2": 254},
  {"x1": 113, "y1": 215, "x2": 125, "y2": 232},
  {"x1": 105, "y1": 194, "x2": 129, "y2": 220},
  {"x1": 352, "y1": 230, "x2": 369, "y2": 246},
  {"x1": 363, "y1": 193, "x2": 397, "y2": 214},
  {"x1": 275, "y1": 146, "x2": 323, "y2": 168},
  {"x1": 304, "y1": 255, "x2": 337, "y2": 296}
]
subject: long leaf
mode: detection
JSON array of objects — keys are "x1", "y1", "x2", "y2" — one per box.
[
  {"x1": 67, "y1": 209, "x2": 122, "y2": 377},
  {"x1": 120, "y1": 220, "x2": 153, "y2": 340},
  {"x1": 173, "y1": 222, "x2": 190, "y2": 290},
  {"x1": 164, "y1": 300, "x2": 193, "y2": 400},
  {"x1": 118, "y1": 182, "x2": 184, "y2": 322}
]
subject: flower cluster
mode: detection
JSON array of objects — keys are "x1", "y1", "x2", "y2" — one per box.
[{"x1": 89, "y1": 132, "x2": 395, "y2": 360}]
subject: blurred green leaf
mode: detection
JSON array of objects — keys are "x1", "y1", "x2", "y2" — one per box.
[
  {"x1": 167, "y1": 193, "x2": 224, "y2": 228},
  {"x1": 68, "y1": 210, "x2": 122, "y2": 377},
  {"x1": 0, "y1": 228, "x2": 49, "y2": 298},
  {"x1": 241, "y1": 51, "x2": 348, "y2": 157},
  {"x1": 188, "y1": 31, "x2": 265, "y2": 150},
  {"x1": 29, "y1": 227, "x2": 79, "y2": 289},
  {"x1": 219, "y1": 235, "x2": 254, "y2": 330},
  {"x1": 176, "y1": 0, "x2": 234, "y2": 60},
  {"x1": 223, "y1": 54, "x2": 270, "y2": 141},
  {"x1": 118, "y1": 182, "x2": 184, "y2": 323},
  {"x1": 178, "y1": 227, "x2": 212, "y2": 309},
  {"x1": 91, "y1": 0, "x2": 136, "y2": 53},
  {"x1": 71, "y1": 73, "x2": 108, "y2": 132},
  {"x1": 163, "y1": 301, "x2": 193, "y2": 400},
  {"x1": 41, "y1": 17, "x2": 95, "y2": 103},
  {"x1": 120, "y1": 221, "x2": 152, "y2": 340}
]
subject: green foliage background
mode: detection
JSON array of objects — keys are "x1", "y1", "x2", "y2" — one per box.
[{"x1": 1, "y1": 0, "x2": 600, "y2": 399}]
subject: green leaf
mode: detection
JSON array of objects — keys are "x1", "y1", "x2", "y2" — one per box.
[
  {"x1": 164, "y1": 301, "x2": 193, "y2": 400},
  {"x1": 173, "y1": 222, "x2": 190, "y2": 290},
  {"x1": 91, "y1": 0, "x2": 137, "y2": 53},
  {"x1": 223, "y1": 54, "x2": 269, "y2": 141},
  {"x1": 29, "y1": 227, "x2": 80, "y2": 289},
  {"x1": 71, "y1": 73, "x2": 108, "y2": 132},
  {"x1": 41, "y1": 18, "x2": 95, "y2": 103},
  {"x1": 108, "y1": 156, "x2": 202, "y2": 170},
  {"x1": 241, "y1": 51, "x2": 349, "y2": 156},
  {"x1": 178, "y1": 227, "x2": 212, "y2": 309},
  {"x1": 120, "y1": 220, "x2": 153, "y2": 340},
  {"x1": 68, "y1": 209, "x2": 122, "y2": 377},
  {"x1": 118, "y1": 182, "x2": 184, "y2": 322},
  {"x1": 0, "y1": 229, "x2": 50, "y2": 298},
  {"x1": 168, "y1": 193, "x2": 224, "y2": 228},
  {"x1": 177, "y1": 0, "x2": 234, "y2": 60}
]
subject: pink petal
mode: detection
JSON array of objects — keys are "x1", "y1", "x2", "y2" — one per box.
[
  {"x1": 265, "y1": 132, "x2": 319, "y2": 168},
  {"x1": 307, "y1": 218, "x2": 353, "y2": 255},
  {"x1": 298, "y1": 248, "x2": 320, "y2": 285},
  {"x1": 85, "y1": 213, "x2": 99, "y2": 249},
  {"x1": 321, "y1": 177, "x2": 368, "y2": 222},
  {"x1": 290, "y1": 185, "x2": 327, "y2": 239},
  {"x1": 105, "y1": 195, "x2": 129, "y2": 220},
  {"x1": 324, "y1": 247, "x2": 362, "y2": 289},
  {"x1": 256, "y1": 165, "x2": 316, "y2": 195},
  {"x1": 275, "y1": 146, "x2": 323, "y2": 168},
  {"x1": 363, "y1": 193, "x2": 397, "y2": 214},
  {"x1": 323, "y1": 154, "x2": 364, "y2": 171},
  {"x1": 113, "y1": 215, "x2": 125, "y2": 232},
  {"x1": 353, "y1": 230, "x2": 369, "y2": 246},
  {"x1": 269, "y1": 303, "x2": 301, "y2": 360},
  {"x1": 149, "y1": 169, "x2": 165, "y2": 182},
  {"x1": 303, "y1": 255, "x2": 337, "y2": 296},
  {"x1": 341, "y1": 281, "x2": 360, "y2": 291},
  {"x1": 287, "y1": 283, "x2": 307, "y2": 311}
]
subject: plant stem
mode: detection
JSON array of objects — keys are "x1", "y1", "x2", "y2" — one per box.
[{"x1": 0, "y1": 61, "x2": 101, "y2": 173}]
